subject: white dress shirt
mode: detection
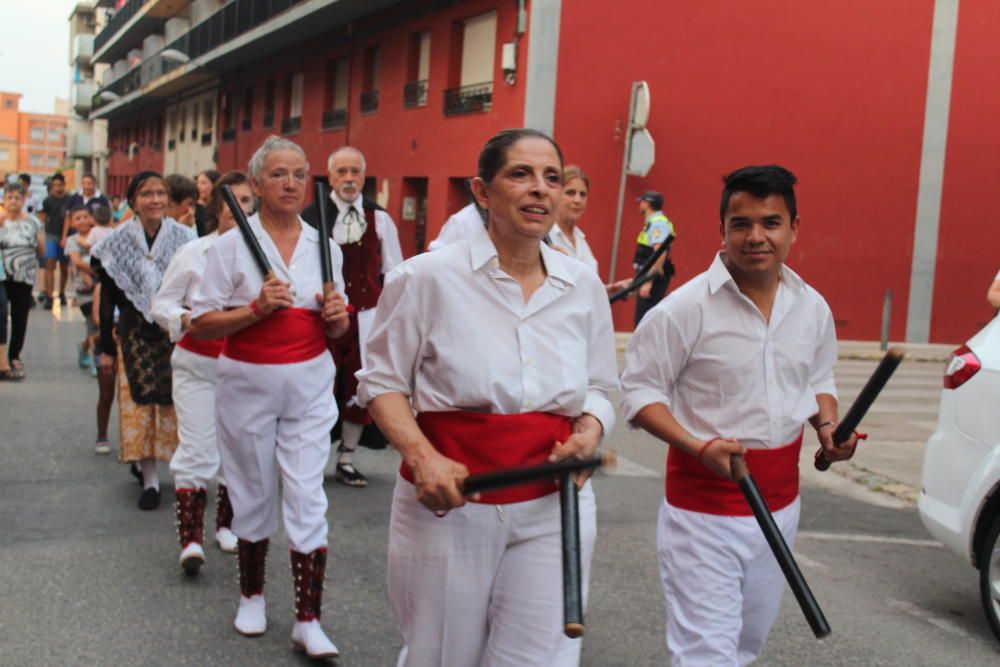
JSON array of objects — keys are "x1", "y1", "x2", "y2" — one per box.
[
  {"x1": 190, "y1": 214, "x2": 346, "y2": 319},
  {"x1": 621, "y1": 252, "x2": 838, "y2": 449},
  {"x1": 329, "y1": 191, "x2": 404, "y2": 274},
  {"x1": 357, "y1": 222, "x2": 619, "y2": 434},
  {"x1": 152, "y1": 232, "x2": 218, "y2": 342},
  {"x1": 427, "y1": 203, "x2": 485, "y2": 251},
  {"x1": 549, "y1": 223, "x2": 599, "y2": 274}
]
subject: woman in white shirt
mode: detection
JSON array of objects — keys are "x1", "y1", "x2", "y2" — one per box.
[
  {"x1": 152, "y1": 172, "x2": 254, "y2": 575},
  {"x1": 358, "y1": 129, "x2": 619, "y2": 667},
  {"x1": 189, "y1": 137, "x2": 349, "y2": 659},
  {"x1": 549, "y1": 165, "x2": 599, "y2": 272}
]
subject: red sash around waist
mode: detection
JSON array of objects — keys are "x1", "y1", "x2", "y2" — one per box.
[
  {"x1": 177, "y1": 332, "x2": 224, "y2": 359},
  {"x1": 665, "y1": 432, "x2": 803, "y2": 516},
  {"x1": 222, "y1": 308, "x2": 326, "y2": 364},
  {"x1": 402, "y1": 411, "x2": 572, "y2": 504}
]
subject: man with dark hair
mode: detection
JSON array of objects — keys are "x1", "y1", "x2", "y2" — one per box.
[
  {"x1": 165, "y1": 174, "x2": 198, "y2": 229},
  {"x1": 633, "y1": 190, "x2": 676, "y2": 325},
  {"x1": 622, "y1": 164, "x2": 859, "y2": 664},
  {"x1": 17, "y1": 174, "x2": 41, "y2": 216},
  {"x1": 39, "y1": 173, "x2": 73, "y2": 308}
]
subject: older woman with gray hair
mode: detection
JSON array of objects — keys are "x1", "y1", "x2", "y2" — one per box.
[{"x1": 189, "y1": 136, "x2": 350, "y2": 659}]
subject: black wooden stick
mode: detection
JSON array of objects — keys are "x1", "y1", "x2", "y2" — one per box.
[
  {"x1": 222, "y1": 184, "x2": 273, "y2": 280},
  {"x1": 815, "y1": 346, "x2": 905, "y2": 471},
  {"x1": 314, "y1": 182, "x2": 334, "y2": 294},
  {"x1": 732, "y1": 456, "x2": 831, "y2": 639},
  {"x1": 609, "y1": 271, "x2": 658, "y2": 303},
  {"x1": 560, "y1": 472, "x2": 584, "y2": 638},
  {"x1": 462, "y1": 451, "x2": 615, "y2": 496}
]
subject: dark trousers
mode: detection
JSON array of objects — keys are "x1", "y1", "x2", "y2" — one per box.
[
  {"x1": 5, "y1": 280, "x2": 33, "y2": 361},
  {"x1": 634, "y1": 273, "x2": 671, "y2": 327},
  {"x1": 0, "y1": 280, "x2": 7, "y2": 343}
]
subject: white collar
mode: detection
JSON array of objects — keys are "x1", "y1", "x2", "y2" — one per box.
[
  {"x1": 707, "y1": 251, "x2": 806, "y2": 296},
  {"x1": 468, "y1": 226, "x2": 575, "y2": 287},
  {"x1": 329, "y1": 190, "x2": 363, "y2": 216}
]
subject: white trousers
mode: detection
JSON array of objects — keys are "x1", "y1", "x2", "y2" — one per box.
[
  {"x1": 389, "y1": 475, "x2": 596, "y2": 667},
  {"x1": 657, "y1": 497, "x2": 801, "y2": 667},
  {"x1": 215, "y1": 353, "x2": 337, "y2": 553},
  {"x1": 169, "y1": 347, "x2": 223, "y2": 490}
]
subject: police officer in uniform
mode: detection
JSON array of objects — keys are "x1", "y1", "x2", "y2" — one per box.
[{"x1": 633, "y1": 191, "x2": 676, "y2": 325}]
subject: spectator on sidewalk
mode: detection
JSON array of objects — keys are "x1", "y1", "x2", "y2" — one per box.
[
  {"x1": 18, "y1": 174, "x2": 41, "y2": 216},
  {"x1": 0, "y1": 183, "x2": 44, "y2": 380},
  {"x1": 0, "y1": 239, "x2": 9, "y2": 379},
  {"x1": 39, "y1": 173, "x2": 72, "y2": 309}
]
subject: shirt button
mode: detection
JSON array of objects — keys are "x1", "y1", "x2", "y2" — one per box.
[
  {"x1": 524, "y1": 356, "x2": 534, "y2": 366},
  {"x1": 489, "y1": 258, "x2": 499, "y2": 269}
]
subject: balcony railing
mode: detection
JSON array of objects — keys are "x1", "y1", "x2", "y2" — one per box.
[
  {"x1": 444, "y1": 82, "x2": 492, "y2": 116},
  {"x1": 280, "y1": 116, "x2": 301, "y2": 134},
  {"x1": 403, "y1": 80, "x2": 428, "y2": 109},
  {"x1": 94, "y1": 0, "x2": 143, "y2": 54},
  {"x1": 321, "y1": 109, "x2": 347, "y2": 130},
  {"x1": 72, "y1": 81, "x2": 97, "y2": 115},
  {"x1": 72, "y1": 34, "x2": 95, "y2": 66},
  {"x1": 94, "y1": 0, "x2": 307, "y2": 113},
  {"x1": 360, "y1": 90, "x2": 378, "y2": 114}
]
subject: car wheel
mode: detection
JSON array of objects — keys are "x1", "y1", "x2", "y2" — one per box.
[{"x1": 980, "y1": 515, "x2": 1000, "y2": 643}]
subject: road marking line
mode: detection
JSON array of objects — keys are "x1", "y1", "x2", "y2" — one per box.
[
  {"x1": 791, "y1": 552, "x2": 830, "y2": 571},
  {"x1": 798, "y1": 532, "x2": 941, "y2": 548},
  {"x1": 888, "y1": 599, "x2": 981, "y2": 643},
  {"x1": 608, "y1": 455, "x2": 661, "y2": 478}
]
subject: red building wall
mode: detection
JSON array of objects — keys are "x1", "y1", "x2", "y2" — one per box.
[
  {"x1": 931, "y1": 0, "x2": 1000, "y2": 342},
  {"x1": 554, "y1": 1, "x2": 936, "y2": 336},
  {"x1": 106, "y1": 107, "x2": 165, "y2": 199},
  {"x1": 216, "y1": 0, "x2": 524, "y2": 258}
]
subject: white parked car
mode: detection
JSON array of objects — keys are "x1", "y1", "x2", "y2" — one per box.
[{"x1": 918, "y1": 315, "x2": 1000, "y2": 642}]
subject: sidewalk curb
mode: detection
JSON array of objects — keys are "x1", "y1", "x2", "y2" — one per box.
[{"x1": 829, "y1": 462, "x2": 920, "y2": 505}]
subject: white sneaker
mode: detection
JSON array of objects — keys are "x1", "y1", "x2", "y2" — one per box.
[
  {"x1": 179, "y1": 542, "x2": 205, "y2": 575},
  {"x1": 215, "y1": 527, "x2": 238, "y2": 553},
  {"x1": 234, "y1": 595, "x2": 267, "y2": 636},
  {"x1": 290, "y1": 620, "x2": 339, "y2": 659},
  {"x1": 94, "y1": 439, "x2": 111, "y2": 455}
]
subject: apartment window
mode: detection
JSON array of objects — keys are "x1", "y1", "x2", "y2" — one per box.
[
  {"x1": 444, "y1": 12, "x2": 496, "y2": 116},
  {"x1": 47, "y1": 156, "x2": 58, "y2": 167},
  {"x1": 48, "y1": 129, "x2": 62, "y2": 142},
  {"x1": 322, "y1": 58, "x2": 349, "y2": 130},
  {"x1": 4, "y1": 99, "x2": 12, "y2": 108},
  {"x1": 222, "y1": 91, "x2": 238, "y2": 141},
  {"x1": 30, "y1": 154, "x2": 42, "y2": 167},
  {"x1": 201, "y1": 99, "x2": 214, "y2": 145},
  {"x1": 404, "y1": 31, "x2": 430, "y2": 108},
  {"x1": 30, "y1": 128, "x2": 43, "y2": 141},
  {"x1": 191, "y1": 102, "x2": 199, "y2": 142},
  {"x1": 179, "y1": 105, "x2": 187, "y2": 143},
  {"x1": 167, "y1": 110, "x2": 178, "y2": 150},
  {"x1": 263, "y1": 79, "x2": 276, "y2": 128},
  {"x1": 0, "y1": 149, "x2": 8, "y2": 161},
  {"x1": 360, "y1": 46, "x2": 380, "y2": 114},
  {"x1": 281, "y1": 72, "x2": 303, "y2": 134},
  {"x1": 242, "y1": 86, "x2": 253, "y2": 131}
]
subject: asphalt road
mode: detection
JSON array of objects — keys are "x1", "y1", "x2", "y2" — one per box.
[{"x1": 1, "y1": 305, "x2": 997, "y2": 666}]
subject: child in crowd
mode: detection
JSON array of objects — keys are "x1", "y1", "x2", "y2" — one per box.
[
  {"x1": 85, "y1": 205, "x2": 117, "y2": 454},
  {"x1": 65, "y1": 206, "x2": 98, "y2": 376}
]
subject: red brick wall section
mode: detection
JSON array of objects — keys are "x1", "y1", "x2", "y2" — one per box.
[{"x1": 554, "y1": 0, "x2": 935, "y2": 336}]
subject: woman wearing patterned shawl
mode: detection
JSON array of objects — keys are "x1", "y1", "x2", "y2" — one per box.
[{"x1": 92, "y1": 171, "x2": 196, "y2": 510}]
